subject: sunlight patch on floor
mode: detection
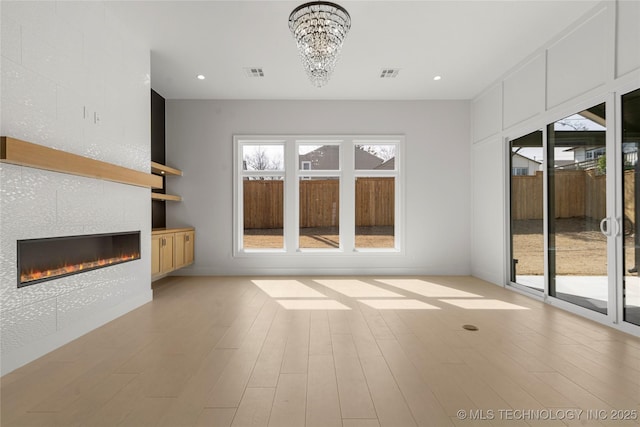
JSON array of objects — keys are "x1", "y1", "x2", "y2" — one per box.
[
  {"x1": 439, "y1": 299, "x2": 529, "y2": 310},
  {"x1": 252, "y1": 280, "x2": 328, "y2": 298},
  {"x1": 276, "y1": 299, "x2": 351, "y2": 310},
  {"x1": 358, "y1": 299, "x2": 440, "y2": 310},
  {"x1": 315, "y1": 279, "x2": 404, "y2": 297},
  {"x1": 376, "y1": 279, "x2": 481, "y2": 298}
]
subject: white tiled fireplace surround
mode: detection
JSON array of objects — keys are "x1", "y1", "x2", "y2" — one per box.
[{"x1": 0, "y1": 1, "x2": 152, "y2": 375}]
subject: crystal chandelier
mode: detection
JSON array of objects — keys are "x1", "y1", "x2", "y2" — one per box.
[{"x1": 288, "y1": 1, "x2": 351, "y2": 87}]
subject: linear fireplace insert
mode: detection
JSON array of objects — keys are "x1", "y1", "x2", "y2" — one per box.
[{"x1": 17, "y1": 231, "x2": 141, "y2": 287}]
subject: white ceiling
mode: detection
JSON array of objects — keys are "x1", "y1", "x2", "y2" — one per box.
[{"x1": 106, "y1": 0, "x2": 602, "y2": 100}]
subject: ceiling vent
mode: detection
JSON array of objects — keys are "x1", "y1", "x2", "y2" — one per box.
[
  {"x1": 380, "y1": 69, "x2": 400, "y2": 78},
  {"x1": 244, "y1": 67, "x2": 265, "y2": 77}
]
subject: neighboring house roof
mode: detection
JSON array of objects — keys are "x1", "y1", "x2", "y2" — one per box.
[
  {"x1": 554, "y1": 160, "x2": 577, "y2": 167},
  {"x1": 299, "y1": 145, "x2": 384, "y2": 170},
  {"x1": 374, "y1": 157, "x2": 395, "y2": 170},
  {"x1": 563, "y1": 146, "x2": 602, "y2": 152},
  {"x1": 512, "y1": 152, "x2": 542, "y2": 164}
]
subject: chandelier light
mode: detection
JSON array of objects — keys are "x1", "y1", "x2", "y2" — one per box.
[{"x1": 288, "y1": 1, "x2": 351, "y2": 87}]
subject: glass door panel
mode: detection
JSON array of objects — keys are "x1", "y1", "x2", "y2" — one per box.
[
  {"x1": 548, "y1": 103, "x2": 609, "y2": 314},
  {"x1": 510, "y1": 130, "x2": 544, "y2": 292},
  {"x1": 622, "y1": 88, "x2": 640, "y2": 326}
]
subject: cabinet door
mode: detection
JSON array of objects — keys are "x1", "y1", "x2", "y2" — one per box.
[
  {"x1": 185, "y1": 231, "x2": 195, "y2": 265},
  {"x1": 161, "y1": 234, "x2": 175, "y2": 274},
  {"x1": 151, "y1": 235, "x2": 162, "y2": 275},
  {"x1": 175, "y1": 232, "x2": 186, "y2": 269}
]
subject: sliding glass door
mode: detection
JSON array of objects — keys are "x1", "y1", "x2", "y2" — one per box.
[
  {"x1": 508, "y1": 93, "x2": 640, "y2": 332},
  {"x1": 510, "y1": 131, "x2": 544, "y2": 292},
  {"x1": 547, "y1": 103, "x2": 610, "y2": 314},
  {"x1": 622, "y1": 88, "x2": 640, "y2": 327}
]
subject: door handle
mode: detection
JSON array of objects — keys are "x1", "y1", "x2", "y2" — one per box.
[{"x1": 600, "y1": 217, "x2": 612, "y2": 236}]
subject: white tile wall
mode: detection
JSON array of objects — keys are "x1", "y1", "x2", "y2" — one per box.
[
  {"x1": 1, "y1": 298, "x2": 57, "y2": 355},
  {"x1": 1, "y1": 58, "x2": 58, "y2": 120},
  {"x1": 0, "y1": 16, "x2": 22, "y2": 64},
  {"x1": 0, "y1": 1, "x2": 152, "y2": 375}
]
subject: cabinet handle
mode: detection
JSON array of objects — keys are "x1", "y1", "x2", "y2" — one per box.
[{"x1": 186, "y1": 235, "x2": 189, "y2": 242}]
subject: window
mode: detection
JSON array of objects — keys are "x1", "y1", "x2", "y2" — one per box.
[
  {"x1": 354, "y1": 144, "x2": 397, "y2": 249},
  {"x1": 234, "y1": 136, "x2": 403, "y2": 255},
  {"x1": 298, "y1": 143, "x2": 341, "y2": 249},
  {"x1": 586, "y1": 147, "x2": 605, "y2": 160},
  {"x1": 512, "y1": 167, "x2": 529, "y2": 176},
  {"x1": 239, "y1": 143, "x2": 285, "y2": 250}
]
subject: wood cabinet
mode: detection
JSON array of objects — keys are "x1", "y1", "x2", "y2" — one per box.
[
  {"x1": 174, "y1": 230, "x2": 194, "y2": 269},
  {"x1": 152, "y1": 228, "x2": 194, "y2": 279},
  {"x1": 151, "y1": 234, "x2": 161, "y2": 275},
  {"x1": 160, "y1": 233, "x2": 175, "y2": 273}
]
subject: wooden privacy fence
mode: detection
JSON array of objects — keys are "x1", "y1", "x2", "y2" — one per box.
[
  {"x1": 243, "y1": 180, "x2": 284, "y2": 229},
  {"x1": 243, "y1": 177, "x2": 394, "y2": 228},
  {"x1": 355, "y1": 177, "x2": 395, "y2": 227},
  {"x1": 299, "y1": 179, "x2": 340, "y2": 227},
  {"x1": 511, "y1": 170, "x2": 635, "y2": 221}
]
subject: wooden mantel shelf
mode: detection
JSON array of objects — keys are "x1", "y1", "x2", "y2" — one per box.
[{"x1": 1, "y1": 136, "x2": 163, "y2": 189}]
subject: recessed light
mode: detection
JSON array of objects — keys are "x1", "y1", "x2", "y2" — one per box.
[
  {"x1": 433, "y1": 75, "x2": 442, "y2": 81},
  {"x1": 197, "y1": 74, "x2": 205, "y2": 80}
]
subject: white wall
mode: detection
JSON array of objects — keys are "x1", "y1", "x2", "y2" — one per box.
[
  {"x1": 0, "y1": 1, "x2": 152, "y2": 375},
  {"x1": 165, "y1": 100, "x2": 470, "y2": 276},
  {"x1": 470, "y1": 0, "x2": 640, "y2": 285}
]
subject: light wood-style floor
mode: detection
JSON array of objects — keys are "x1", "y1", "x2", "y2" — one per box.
[{"x1": 2, "y1": 276, "x2": 640, "y2": 427}]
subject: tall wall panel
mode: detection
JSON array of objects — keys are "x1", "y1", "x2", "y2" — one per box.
[
  {"x1": 503, "y1": 54, "x2": 546, "y2": 129},
  {"x1": 470, "y1": 138, "x2": 505, "y2": 285},
  {"x1": 617, "y1": 0, "x2": 640, "y2": 77},
  {"x1": 472, "y1": 84, "x2": 502, "y2": 143},
  {"x1": 546, "y1": 5, "x2": 611, "y2": 108}
]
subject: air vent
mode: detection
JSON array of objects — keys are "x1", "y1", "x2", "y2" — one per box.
[
  {"x1": 244, "y1": 67, "x2": 265, "y2": 77},
  {"x1": 380, "y1": 69, "x2": 400, "y2": 78}
]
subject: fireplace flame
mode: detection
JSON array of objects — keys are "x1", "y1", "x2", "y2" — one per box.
[{"x1": 20, "y1": 253, "x2": 139, "y2": 284}]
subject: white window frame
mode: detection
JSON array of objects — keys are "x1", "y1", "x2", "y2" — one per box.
[
  {"x1": 233, "y1": 135, "x2": 404, "y2": 256},
  {"x1": 353, "y1": 139, "x2": 401, "y2": 252},
  {"x1": 234, "y1": 138, "x2": 287, "y2": 253}
]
